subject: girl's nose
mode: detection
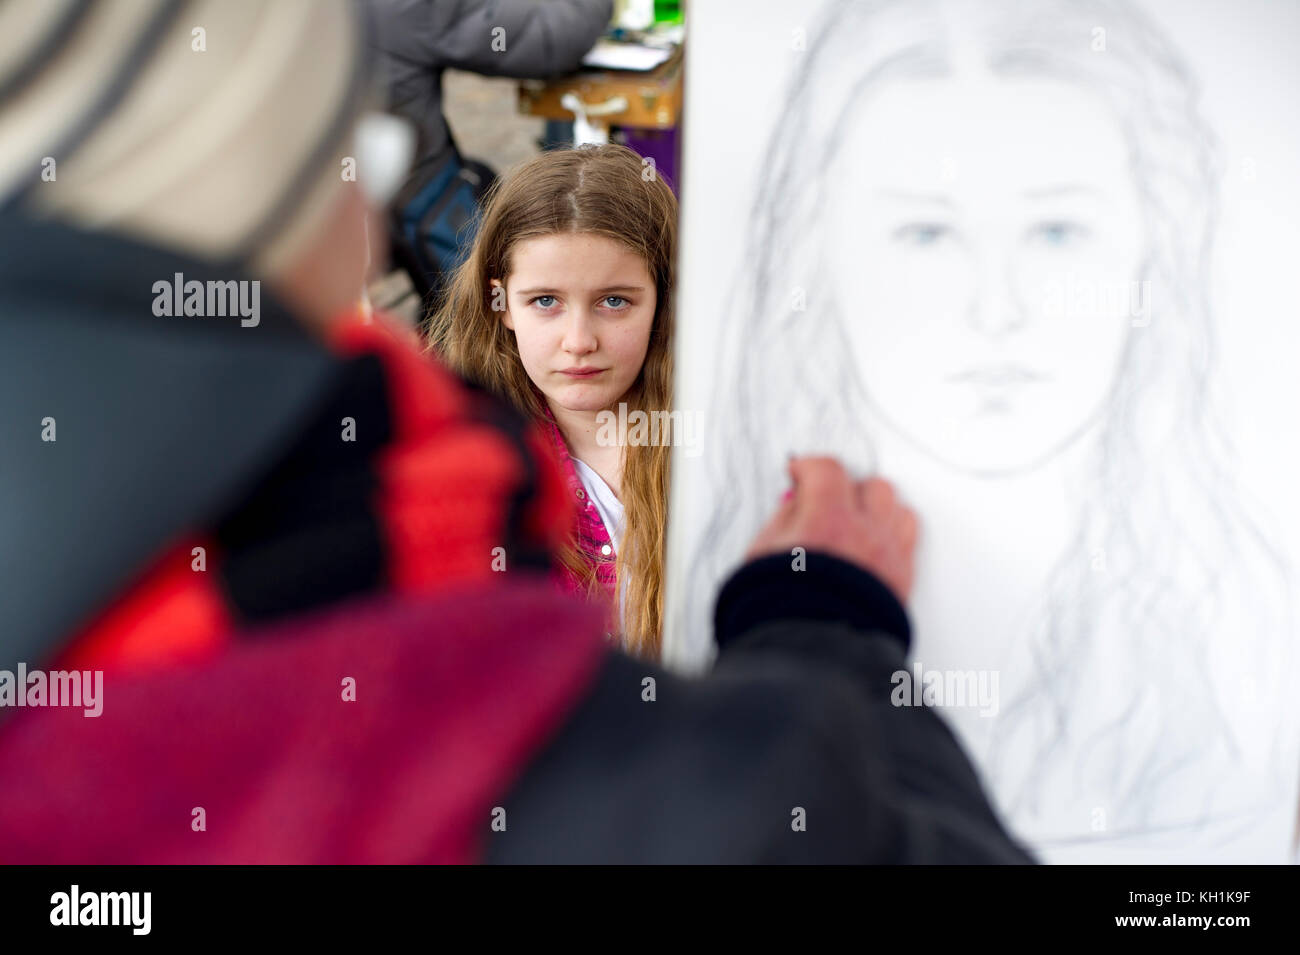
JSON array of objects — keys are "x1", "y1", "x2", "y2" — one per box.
[
  {"x1": 966, "y1": 254, "x2": 1027, "y2": 342},
  {"x1": 561, "y1": 308, "x2": 599, "y2": 354}
]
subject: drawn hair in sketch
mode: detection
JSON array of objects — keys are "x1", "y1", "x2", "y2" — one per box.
[{"x1": 685, "y1": 0, "x2": 1292, "y2": 841}]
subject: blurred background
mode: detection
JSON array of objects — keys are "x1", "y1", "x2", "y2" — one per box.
[{"x1": 370, "y1": 0, "x2": 685, "y2": 327}]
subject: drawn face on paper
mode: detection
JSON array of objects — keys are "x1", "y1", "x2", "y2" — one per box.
[{"x1": 827, "y1": 74, "x2": 1145, "y2": 475}]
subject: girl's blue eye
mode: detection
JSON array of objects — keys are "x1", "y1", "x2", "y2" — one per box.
[
  {"x1": 894, "y1": 223, "x2": 952, "y2": 247},
  {"x1": 531, "y1": 295, "x2": 557, "y2": 309},
  {"x1": 603, "y1": 296, "x2": 628, "y2": 309},
  {"x1": 1030, "y1": 221, "x2": 1087, "y2": 247}
]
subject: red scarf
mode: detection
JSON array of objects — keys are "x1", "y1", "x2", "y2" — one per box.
[
  {"x1": 56, "y1": 314, "x2": 575, "y2": 673},
  {"x1": 1, "y1": 312, "x2": 610, "y2": 863}
]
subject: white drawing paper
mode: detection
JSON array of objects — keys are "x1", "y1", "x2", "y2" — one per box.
[{"x1": 666, "y1": 0, "x2": 1300, "y2": 862}]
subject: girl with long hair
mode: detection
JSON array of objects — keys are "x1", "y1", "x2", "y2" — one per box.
[{"x1": 429, "y1": 144, "x2": 675, "y2": 657}]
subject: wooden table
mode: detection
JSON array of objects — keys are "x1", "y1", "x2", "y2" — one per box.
[{"x1": 517, "y1": 46, "x2": 684, "y2": 132}]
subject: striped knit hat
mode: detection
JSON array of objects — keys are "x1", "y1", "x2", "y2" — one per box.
[{"x1": 0, "y1": 0, "x2": 376, "y2": 273}]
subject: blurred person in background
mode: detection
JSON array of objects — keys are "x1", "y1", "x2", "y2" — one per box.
[{"x1": 368, "y1": 0, "x2": 612, "y2": 317}]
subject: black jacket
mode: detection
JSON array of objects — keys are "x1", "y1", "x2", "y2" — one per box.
[{"x1": 490, "y1": 552, "x2": 1036, "y2": 863}]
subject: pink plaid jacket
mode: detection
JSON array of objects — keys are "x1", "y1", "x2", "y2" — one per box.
[{"x1": 537, "y1": 403, "x2": 620, "y2": 627}]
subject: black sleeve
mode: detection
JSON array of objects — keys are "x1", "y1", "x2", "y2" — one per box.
[
  {"x1": 712, "y1": 551, "x2": 1037, "y2": 863},
  {"x1": 485, "y1": 553, "x2": 1036, "y2": 864}
]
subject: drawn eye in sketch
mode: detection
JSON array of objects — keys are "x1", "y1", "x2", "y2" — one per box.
[
  {"x1": 1025, "y1": 219, "x2": 1091, "y2": 248},
  {"x1": 891, "y1": 221, "x2": 956, "y2": 247},
  {"x1": 824, "y1": 76, "x2": 1144, "y2": 476}
]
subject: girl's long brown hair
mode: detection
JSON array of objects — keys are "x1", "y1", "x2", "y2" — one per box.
[{"x1": 426, "y1": 144, "x2": 676, "y2": 658}]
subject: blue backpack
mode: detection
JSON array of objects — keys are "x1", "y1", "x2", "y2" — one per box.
[{"x1": 390, "y1": 148, "x2": 495, "y2": 320}]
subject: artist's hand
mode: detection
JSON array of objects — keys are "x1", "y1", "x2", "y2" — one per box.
[{"x1": 743, "y1": 456, "x2": 918, "y2": 603}]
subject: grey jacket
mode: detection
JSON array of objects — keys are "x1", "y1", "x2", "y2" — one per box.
[{"x1": 368, "y1": 0, "x2": 612, "y2": 163}]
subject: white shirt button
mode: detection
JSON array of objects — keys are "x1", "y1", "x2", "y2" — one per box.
[{"x1": 600, "y1": 544, "x2": 612, "y2": 556}]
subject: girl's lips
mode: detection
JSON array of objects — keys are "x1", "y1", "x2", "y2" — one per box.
[
  {"x1": 560, "y1": 368, "x2": 605, "y2": 378},
  {"x1": 947, "y1": 363, "x2": 1048, "y2": 387}
]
